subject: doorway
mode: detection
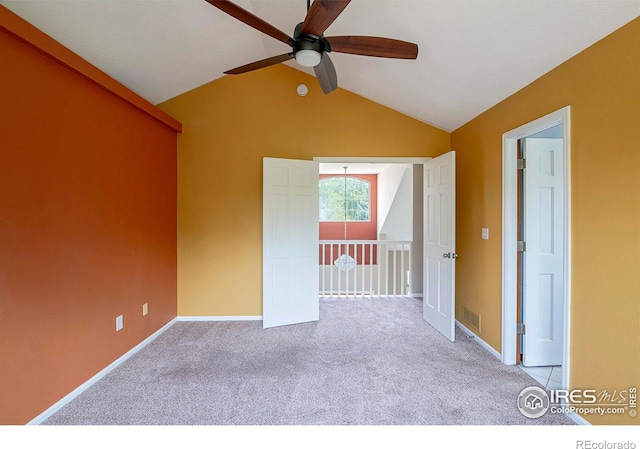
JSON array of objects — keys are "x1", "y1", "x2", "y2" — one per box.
[
  {"x1": 315, "y1": 157, "x2": 430, "y2": 299},
  {"x1": 315, "y1": 154, "x2": 457, "y2": 342},
  {"x1": 501, "y1": 107, "x2": 571, "y2": 390},
  {"x1": 264, "y1": 154, "x2": 457, "y2": 342}
]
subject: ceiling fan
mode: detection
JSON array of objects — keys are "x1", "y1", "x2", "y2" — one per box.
[{"x1": 205, "y1": 0, "x2": 418, "y2": 94}]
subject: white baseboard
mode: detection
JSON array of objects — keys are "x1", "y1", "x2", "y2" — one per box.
[
  {"x1": 177, "y1": 316, "x2": 263, "y2": 321},
  {"x1": 455, "y1": 321, "x2": 592, "y2": 426},
  {"x1": 455, "y1": 320, "x2": 502, "y2": 360},
  {"x1": 28, "y1": 318, "x2": 177, "y2": 425}
]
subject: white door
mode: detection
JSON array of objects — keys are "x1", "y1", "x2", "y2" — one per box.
[
  {"x1": 423, "y1": 151, "x2": 456, "y2": 341},
  {"x1": 522, "y1": 138, "x2": 564, "y2": 366},
  {"x1": 263, "y1": 157, "x2": 319, "y2": 328}
]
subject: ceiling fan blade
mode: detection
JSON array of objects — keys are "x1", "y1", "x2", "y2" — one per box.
[
  {"x1": 326, "y1": 36, "x2": 418, "y2": 59},
  {"x1": 205, "y1": 0, "x2": 292, "y2": 45},
  {"x1": 301, "y1": 0, "x2": 351, "y2": 37},
  {"x1": 225, "y1": 53, "x2": 294, "y2": 75},
  {"x1": 314, "y1": 53, "x2": 338, "y2": 94}
]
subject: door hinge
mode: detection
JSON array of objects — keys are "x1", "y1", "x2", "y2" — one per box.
[
  {"x1": 517, "y1": 240, "x2": 526, "y2": 252},
  {"x1": 517, "y1": 158, "x2": 526, "y2": 170},
  {"x1": 517, "y1": 323, "x2": 526, "y2": 335}
]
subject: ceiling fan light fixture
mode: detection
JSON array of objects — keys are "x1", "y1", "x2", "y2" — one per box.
[
  {"x1": 295, "y1": 49, "x2": 322, "y2": 67},
  {"x1": 209, "y1": 0, "x2": 419, "y2": 95}
]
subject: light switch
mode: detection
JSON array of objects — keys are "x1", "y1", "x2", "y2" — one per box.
[{"x1": 481, "y1": 228, "x2": 489, "y2": 240}]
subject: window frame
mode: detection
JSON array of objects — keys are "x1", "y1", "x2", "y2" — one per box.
[{"x1": 318, "y1": 175, "x2": 372, "y2": 223}]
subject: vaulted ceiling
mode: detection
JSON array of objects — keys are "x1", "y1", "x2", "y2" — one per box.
[{"x1": 3, "y1": 0, "x2": 638, "y2": 131}]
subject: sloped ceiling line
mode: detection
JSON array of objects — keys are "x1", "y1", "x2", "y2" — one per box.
[{"x1": 1, "y1": 0, "x2": 638, "y2": 131}]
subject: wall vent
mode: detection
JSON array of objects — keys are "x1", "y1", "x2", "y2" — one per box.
[{"x1": 463, "y1": 306, "x2": 481, "y2": 332}]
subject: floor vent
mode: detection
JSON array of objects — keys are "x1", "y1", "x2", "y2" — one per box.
[{"x1": 463, "y1": 306, "x2": 481, "y2": 332}]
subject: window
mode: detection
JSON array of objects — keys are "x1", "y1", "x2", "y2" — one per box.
[{"x1": 319, "y1": 176, "x2": 370, "y2": 221}]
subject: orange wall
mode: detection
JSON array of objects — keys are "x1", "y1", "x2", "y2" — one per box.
[
  {"x1": 159, "y1": 64, "x2": 450, "y2": 317},
  {"x1": 0, "y1": 7, "x2": 179, "y2": 424},
  {"x1": 451, "y1": 17, "x2": 640, "y2": 424}
]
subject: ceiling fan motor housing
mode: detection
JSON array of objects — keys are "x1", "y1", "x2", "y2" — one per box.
[
  {"x1": 292, "y1": 22, "x2": 331, "y2": 54},
  {"x1": 292, "y1": 23, "x2": 331, "y2": 67},
  {"x1": 209, "y1": 1, "x2": 418, "y2": 94}
]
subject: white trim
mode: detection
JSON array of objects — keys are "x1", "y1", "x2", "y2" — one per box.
[
  {"x1": 313, "y1": 157, "x2": 432, "y2": 164},
  {"x1": 409, "y1": 293, "x2": 423, "y2": 299},
  {"x1": 177, "y1": 316, "x2": 263, "y2": 321},
  {"x1": 501, "y1": 106, "x2": 572, "y2": 391},
  {"x1": 27, "y1": 318, "x2": 177, "y2": 425},
  {"x1": 561, "y1": 112, "x2": 572, "y2": 392},
  {"x1": 455, "y1": 320, "x2": 502, "y2": 361}
]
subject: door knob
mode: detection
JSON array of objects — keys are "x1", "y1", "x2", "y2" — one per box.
[{"x1": 443, "y1": 252, "x2": 451, "y2": 258}]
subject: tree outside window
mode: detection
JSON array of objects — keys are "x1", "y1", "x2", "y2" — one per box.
[{"x1": 319, "y1": 177, "x2": 370, "y2": 222}]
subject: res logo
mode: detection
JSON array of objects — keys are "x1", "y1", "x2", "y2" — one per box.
[{"x1": 549, "y1": 388, "x2": 637, "y2": 406}]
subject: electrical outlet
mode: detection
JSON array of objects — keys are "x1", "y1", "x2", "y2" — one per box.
[
  {"x1": 115, "y1": 315, "x2": 123, "y2": 331},
  {"x1": 142, "y1": 303, "x2": 148, "y2": 316},
  {"x1": 481, "y1": 228, "x2": 489, "y2": 240}
]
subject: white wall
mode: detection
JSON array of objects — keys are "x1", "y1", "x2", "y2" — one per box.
[
  {"x1": 411, "y1": 164, "x2": 423, "y2": 296},
  {"x1": 377, "y1": 164, "x2": 413, "y2": 240}
]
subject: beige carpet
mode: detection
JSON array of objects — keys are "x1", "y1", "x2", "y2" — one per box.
[{"x1": 44, "y1": 297, "x2": 574, "y2": 425}]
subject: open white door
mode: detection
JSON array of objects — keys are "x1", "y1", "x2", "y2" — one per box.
[
  {"x1": 423, "y1": 151, "x2": 456, "y2": 341},
  {"x1": 522, "y1": 139, "x2": 564, "y2": 366},
  {"x1": 263, "y1": 157, "x2": 319, "y2": 328}
]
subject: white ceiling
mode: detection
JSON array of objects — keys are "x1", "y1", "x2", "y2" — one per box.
[{"x1": 3, "y1": 0, "x2": 638, "y2": 131}]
